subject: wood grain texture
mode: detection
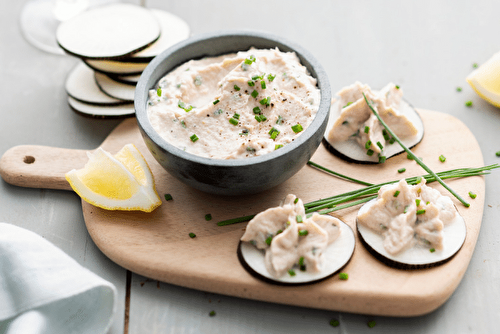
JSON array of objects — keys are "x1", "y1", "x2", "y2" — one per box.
[{"x1": 0, "y1": 111, "x2": 485, "y2": 316}]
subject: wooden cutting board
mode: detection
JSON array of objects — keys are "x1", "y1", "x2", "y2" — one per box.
[{"x1": 0, "y1": 109, "x2": 485, "y2": 316}]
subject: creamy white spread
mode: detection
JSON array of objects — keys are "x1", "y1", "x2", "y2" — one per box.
[
  {"x1": 147, "y1": 48, "x2": 320, "y2": 159},
  {"x1": 357, "y1": 179, "x2": 458, "y2": 255},
  {"x1": 327, "y1": 82, "x2": 417, "y2": 158},
  {"x1": 241, "y1": 194, "x2": 341, "y2": 277}
]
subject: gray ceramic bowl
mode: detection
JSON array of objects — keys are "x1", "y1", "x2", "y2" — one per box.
[{"x1": 135, "y1": 30, "x2": 331, "y2": 196}]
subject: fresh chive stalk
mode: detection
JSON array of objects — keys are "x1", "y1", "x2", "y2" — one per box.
[
  {"x1": 307, "y1": 161, "x2": 372, "y2": 186},
  {"x1": 362, "y1": 93, "x2": 471, "y2": 207},
  {"x1": 216, "y1": 164, "x2": 498, "y2": 226}
]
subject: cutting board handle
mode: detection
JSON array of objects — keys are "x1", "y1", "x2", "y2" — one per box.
[{"x1": 0, "y1": 145, "x2": 90, "y2": 191}]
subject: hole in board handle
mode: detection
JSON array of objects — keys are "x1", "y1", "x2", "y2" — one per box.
[{"x1": 23, "y1": 156, "x2": 35, "y2": 164}]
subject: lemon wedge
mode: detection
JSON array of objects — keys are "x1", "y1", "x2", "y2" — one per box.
[
  {"x1": 466, "y1": 51, "x2": 500, "y2": 108},
  {"x1": 66, "y1": 144, "x2": 161, "y2": 212}
]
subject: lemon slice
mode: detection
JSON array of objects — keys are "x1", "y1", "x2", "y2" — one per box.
[
  {"x1": 66, "y1": 144, "x2": 161, "y2": 212},
  {"x1": 466, "y1": 51, "x2": 500, "y2": 108}
]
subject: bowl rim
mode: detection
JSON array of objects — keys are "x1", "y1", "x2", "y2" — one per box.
[{"x1": 135, "y1": 29, "x2": 331, "y2": 168}]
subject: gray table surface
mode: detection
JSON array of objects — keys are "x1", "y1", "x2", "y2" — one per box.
[{"x1": 2, "y1": 0, "x2": 500, "y2": 333}]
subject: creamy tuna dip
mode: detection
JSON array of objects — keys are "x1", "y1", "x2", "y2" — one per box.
[
  {"x1": 147, "y1": 48, "x2": 320, "y2": 159},
  {"x1": 240, "y1": 194, "x2": 341, "y2": 277},
  {"x1": 357, "y1": 178, "x2": 459, "y2": 255},
  {"x1": 326, "y1": 82, "x2": 418, "y2": 160}
]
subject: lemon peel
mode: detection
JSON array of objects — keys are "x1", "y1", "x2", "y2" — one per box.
[
  {"x1": 66, "y1": 144, "x2": 161, "y2": 212},
  {"x1": 466, "y1": 51, "x2": 500, "y2": 108}
]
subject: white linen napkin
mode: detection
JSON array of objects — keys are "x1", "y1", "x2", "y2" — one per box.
[{"x1": 0, "y1": 223, "x2": 116, "y2": 334}]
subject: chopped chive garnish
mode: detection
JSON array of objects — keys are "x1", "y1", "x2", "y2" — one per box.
[
  {"x1": 343, "y1": 101, "x2": 353, "y2": 108},
  {"x1": 269, "y1": 127, "x2": 280, "y2": 140},
  {"x1": 244, "y1": 59, "x2": 253, "y2": 65},
  {"x1": 251, "y1": 90, "x2": 259, "y2": 98},
  {"x1": 255, "y1": 114, "x2": 267, "y2": 122},
  {"x1": 294, "y1": 198, "x2": 299, "y2": 204},
  {"x1": 252, "y1": 74, "x2": 264, "y2": 80},
  {"x1": 395, "y1": 85, "x2": 400, "y2": 89},
  {"x1": 276, "y1": 229, "x2": 283, "y2": 235},
  {"x1": 298, "y1": 230, "x2": 308, "y2": 236},
  {"x1": 367, "y1": 320, "x2": 376, "y2": 328},
  {"x1": 403, "y1": 205, "x2": 409, "y2": 213},
  {"x1": 365, "y1": 141, "x2": 372, "y2": 149},
  {"x1": 178, "y1": 100, "x2": 193, "y2": 112},
  {"x1": 426, "y1": 201, "x2": 430, "y2": 205},
  {"x1": 233, "y1": 113, "x2": 240, "y2": 120},
  {"x1": 265, "y1": 236, "x2": 273, "y2": 246},
  {"x1": 288, "y1": 269, "x2": 296, "y2": 276},
  {"x1": 378, "y1": 155, "x2": 386, "y2": 164},
  {"x1": 473, "y1": 63, "x2": 478, "y2": 68},
  {"x1": 190, "y1": 134, "x2": 199, "y2": 142},
  {"x1": 465, "y1": 100, "x2": 473, "y2": 107},
  {"x1": 416, "y1": 176, "x2": 422, "y2": 184},
  {"x1": 366, "y1": 149, "x2": 374, "y2": 156},
  {"x1": 276, "y1": 115, "x2": 284, "y2": 124},
  {"x1": 214, "y1": 109, "x2": 223, "y2": 116},
  {"x1": 253, "y1": 106, "x2": 261, "y2": 114},
  {"x1": 330, "y1": 319, "x2": 340, "y2": 327},
  {"x1": 275, "y1": 144, "x2": 283, "y2": 150},
  {"x1": 205, "y1": 214, "x2": 212, "y2": 221},
  {"x1": 296, "y1": 215, "x2": 303, "y2": 223},
  {"x1": 261, "y1": 81, "x2": 266, "y2": 89},
  {"x1": 339, "y1": 272, "x2": 349, "y2": 280},
  {"x1": 234, "y1": 84, "x2": 240, "y2": 91},
  {"x1": 439, "y1": 155, "x2": 446, "y2": 162},
  {"x1": 298, "y1": 257, "x2": 306, "y2": 271},
  {"x1": 430, "y1": 248, "x2": 436, "y2": 253},
  {"x1": 229, "y1": 118, "x2": 238, "y2": 126},
  {"x1": 164, "y1": 194, "x2": 173, "y2": 201},
  {"x1": 246, "y1": 146, "x2": 256, "y2": 153},
  {"x1": 267, "y1": 73, "x2": 276, "y2": 82},
  {"x1": 194, "y1": 75, "x2": 202, "y2": 86},
  {"x1": 398, "y1": 168, "x2": 406, "y2": 173},
  {"x1": 416, "y1": 209, "x2": 426, "y2": 215},
  {"x1": 248, "y1": 80, "x2": 255, "y2": 86},
  {"x1": 291, "y1": 124, "x2": 303, "y2": 133},
  {"x1": 209, "y1": 310, "x2": 216, "y2": 317},
  {"x1": 189, "y1": 232, "x2": 196, "y2": 238},
  {"x1": 180, "y1": 120, "x2": 186, "y2": 128},
  {"x1": 156, "y1": 87, "x2": 162, "y2": 96},
  {"x1": 389, "y1": 137, "x2": 396, "y2": 144},
  {"x1": 213, "y1": 99, "x2": 220, "y2": 105},
  {"x1": 469, "y1": 191, "x2": 477, "y2": 199},
  {"x1": 260, "y1": 97, "x2": 271, "y2": 106},
  {"x1": 342, "y1": 120, "x2": 349, "y2": 125},
  {"x1": 456, "y1": 87, "x2": 462, "y2": 92},
  {"x1": 363, "y1": 92, "x2": 471, "y2": 208},
  {"x1": 416, "y1": 199, "x2": 421, "y2": 206},
  {"x1": 394, "y1": 190, "x2": 400, "y2": 197},
  {"x1": 364, "y1": 126, "x2": 370, "y2": 133},
  {"x1": 377, "y1": 141, "x2": 383, "y2": 150},
  {"x1": 496, "y1": 151, "x2": 500, "y2": 157}
]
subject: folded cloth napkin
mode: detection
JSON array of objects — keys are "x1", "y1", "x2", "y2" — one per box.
[{"x1": 0, "y1": 223, "x2": 116, "y2": 334}]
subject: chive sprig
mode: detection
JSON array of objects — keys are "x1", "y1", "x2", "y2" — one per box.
[
  {"x1": 362, "y1": 93, "x2": 470, "y2": 207},
  {"x1": 216, "y1": 164, "x2": 498, "y2": 226}
]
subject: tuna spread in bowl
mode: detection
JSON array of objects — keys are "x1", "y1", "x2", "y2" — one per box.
[
  {"x1": 135, "y1": 31, "x2": 331, "y2": 195},
  {"x1": 147, "y1": 48, "x2": 320, "y2": 159}
]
